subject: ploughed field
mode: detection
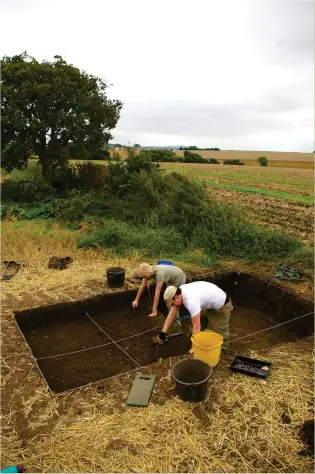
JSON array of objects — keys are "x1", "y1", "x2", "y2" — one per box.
[{"x1": 162, "y1": 163, "x2": 314, "y2": 246}]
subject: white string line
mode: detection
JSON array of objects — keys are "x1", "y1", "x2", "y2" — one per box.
[
  {"x1": 229, "y1": 311, "x2": 314, "y2": 344},
  {"x1": 86, "y1": 312, "x2": 142, "y2": 369},
  {"x1": 37, "y1": 323, "x2": 162, "y2": 361},
  {"x1": 55, "y1": 311, "x2": 314, "y2": 396},
  {"x1": 37, "y1": 307, "x2": 313, "y2": 363},
  {"x1": 53, "y1": 310, "x2": 315, "y2": 396},
  {"x1": 55, "y1": 367, "x2": 140, "y2": 396}
]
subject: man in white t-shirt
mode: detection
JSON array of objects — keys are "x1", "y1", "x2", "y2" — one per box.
[{"x1": 155, "y1": 281, "x2": 233, "y2": 352}]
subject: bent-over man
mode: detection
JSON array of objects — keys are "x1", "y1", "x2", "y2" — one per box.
[
  {"x1": 132, "y1": 262, "x2": 186, "y2": 318},
  {"x1": 156, "y1": 281, "x2": 233, "y2": 352}
]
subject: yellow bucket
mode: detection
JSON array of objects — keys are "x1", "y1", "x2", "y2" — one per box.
[{"x1": 191, "y1": 331, "x2": 223, "y2": 367}]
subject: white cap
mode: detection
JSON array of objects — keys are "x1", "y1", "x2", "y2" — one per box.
[{"x1": 164, "y1": 286, "x2": 177, "y2": 305}]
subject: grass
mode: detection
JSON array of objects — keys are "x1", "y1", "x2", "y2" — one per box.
[
  {"x1": 204, "y1": 181, "x2": 313, "y2": 204},
  {"x1": 2, "y1": 158, "x2": 312, "y2": 270}
]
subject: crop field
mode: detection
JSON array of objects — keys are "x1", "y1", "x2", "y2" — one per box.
[
  {"x1": 107, "y1": 149, "x2": 314, "y2": 169},
  {"x1": 173, "y1": 150, "x2": 314, "y2": 169},
  {"x1": 162, "y1": 163, "x2": 314, "y2": 246}
]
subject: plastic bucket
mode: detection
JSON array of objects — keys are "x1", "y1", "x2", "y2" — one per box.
[
  {"x1": 106, "y1": 267, "x2": 125, "y2": 288},
  {"x1": 191, "y1": 330, "x2": 223, "y2": 368},
  {"x1": 171, "y1": 359, "x2": 213, "y2": 402}
]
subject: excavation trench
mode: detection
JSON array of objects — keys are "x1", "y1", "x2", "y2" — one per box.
[{"x1": 14, "y1": 272, "x2": 314, "y2": 394}]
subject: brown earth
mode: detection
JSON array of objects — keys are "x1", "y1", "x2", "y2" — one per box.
[{"x1": 1, "y1": 262, "x2": 314, "y2": 472}]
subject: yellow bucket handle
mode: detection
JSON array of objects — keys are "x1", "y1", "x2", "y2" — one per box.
[{"x1": 191, "y1": 334, "x2": 223, "y2": 351}]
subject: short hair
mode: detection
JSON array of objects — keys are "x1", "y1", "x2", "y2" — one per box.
[{"x1": 138, "y1": 262, "x2": 153, "y2": 278}]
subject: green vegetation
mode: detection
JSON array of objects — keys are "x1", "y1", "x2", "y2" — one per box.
[
  {"x1": 133, "y1": 149, "x2": 219, "y2": 164},
  {"x1": 2, "y1": 153, "x2": 311, "y2": 268},
  {"x1": 182, "y1": 150, "x2": 208, "y2": 163},
  {"x1": 1, "y1": 53, "x2": 312, "y2": 273},
  {"x1": 257, "y1": 156, "x2": 269, "y2": 167},
  {"x1": 223, "y1": 159, "x2": 245, "y2": 166},
  {"x1": 204, "y1": 182, "x2": 313, "y2": 204}
]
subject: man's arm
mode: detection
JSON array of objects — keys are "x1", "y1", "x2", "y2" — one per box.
[
  {"x1": 148, "y1": 280, "x2": 163, "y2": 317},
  {"x1": 191, "y1": 312, "x2": 201, "y2": 334},
  {"x1": 132, "y1": 278, "x2": 148, "y2": 308},
  {"x1": 161, "y1": 306, "x2": 178, "y2": 333}
]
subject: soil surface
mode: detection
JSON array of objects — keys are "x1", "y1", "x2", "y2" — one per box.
[
  {"x1": 2, "y1": 269, "x2": 314, "y2": 473},
  {"x1": 14, "y1": 276, "x2": 310, "y2": 394}
]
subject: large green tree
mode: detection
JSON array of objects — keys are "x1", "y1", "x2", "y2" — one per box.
[{"x1": 1, "y1": 53, "x2": 122, "y2": 179}]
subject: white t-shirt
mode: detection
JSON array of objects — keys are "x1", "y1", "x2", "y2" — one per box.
[{"x1": 180, "y1": 281, "x2": 226, "y2": 318}]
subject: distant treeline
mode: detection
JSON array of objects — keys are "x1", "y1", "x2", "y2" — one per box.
[{"x1": 179, "y1": 146, "x2": 220, "y2": 151}]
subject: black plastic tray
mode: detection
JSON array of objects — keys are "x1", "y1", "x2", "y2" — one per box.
[{"x1": 229, "y1": 356, "x2": 272, "y2": 379}]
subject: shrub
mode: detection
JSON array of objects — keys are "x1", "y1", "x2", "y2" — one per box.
[
  {"x1": 90, "y1": 148, "x2": 110, "y2": 160},
  {"x1": 55, "y1": 190, "x2": 110, "y2": 221},
  {"x1": 257, "y1": 156, "x2": 268, "y2": 167},
  {"x1": 75, "y1": 162, "x2": 108, "y2": 189},
  {"x1": 68, "y1": 143, "x2": 110, "y2": 160},
  {"x1": 208, "y1": 158, "x2": 220, "y2": 164},
  {"x1": 1, "y1": 180, "x2": 52, "y2": 202},
  {"x1": 223, "y1": 159, "x2": 245, "y2": 166},
  {"x1": 1, "y1": 201, "x2": 55, "y2": 220},
  {"x1": 183, "y1": 150, "x2": 208, "y2": 163},
  {"x1": 149, "y1": 149, "x2": 178, "y2": 162},
  {"x1": 111, "y1": 151, "x2": 121, "y2": 161},
  {"x1": 68, "y1": 143, "x2": 91, "y2": 160},
  {"x1": 77, "y1": 219, "x2": 185, "y2": 255},
  {"x1": 125, "y1": 149, "x2": 160, "y2": 173}
]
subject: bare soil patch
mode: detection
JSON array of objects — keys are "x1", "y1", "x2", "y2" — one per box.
[
  {"x1": 13, "y1": 273, "x2": 313, "y2": 395},
  {"x1": 1, "y1": 265, "x2": 314, "y2": 473}
]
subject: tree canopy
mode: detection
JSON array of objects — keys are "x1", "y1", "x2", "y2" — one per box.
[{"x1": 1, "y1": 53, "x2": 122, "y2": 179}]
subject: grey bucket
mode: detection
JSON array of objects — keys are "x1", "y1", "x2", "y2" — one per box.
[{"x1": 171, "y1": 358, "x2": 213, "y2": 402}]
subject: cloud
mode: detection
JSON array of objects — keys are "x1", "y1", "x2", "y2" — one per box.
[
  {"x1": 0, "y1": 0, "x2": 313, "y2": 151},
  {"x1": 250, "y1": 1, "x2": 314, "y2": 65},
  {"x1": 114, "y1": 78, "x2": 313, "y2": 143}
]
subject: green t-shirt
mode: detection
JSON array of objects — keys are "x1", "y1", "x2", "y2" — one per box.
[{"x1": 154, "y1": 265, "x2": 186, "y2": 287}]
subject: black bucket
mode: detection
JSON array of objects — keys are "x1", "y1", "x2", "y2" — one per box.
[
  {"x1": 171, "y1": 359, "x2": 213, "y2": 402},
  {"x1": 106, "y1": 267, "x2": 125, "y2": 288}
]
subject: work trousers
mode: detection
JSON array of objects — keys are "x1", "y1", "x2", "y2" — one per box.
[{"x1": 181, "y1": 300, "x2": 233, "y2": 351}]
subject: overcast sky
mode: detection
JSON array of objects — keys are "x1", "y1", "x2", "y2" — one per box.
[{"x1": 1, "y1": 0, "x2": 314, "y2": 151}]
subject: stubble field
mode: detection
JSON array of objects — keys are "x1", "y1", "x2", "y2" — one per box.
[{"x1": 162, "y1": 163, "x2": 314, "y2": 246}]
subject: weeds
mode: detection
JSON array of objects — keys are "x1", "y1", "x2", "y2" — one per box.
[
  {"x1": 223, "y1": 159, "x2": 245, "y2": 166},
  {"x1": 1, "y1": 154, "x2": 311, "y2": 271}
]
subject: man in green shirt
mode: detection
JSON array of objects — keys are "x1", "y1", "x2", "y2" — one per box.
[{"x1": 132, "y1": 262, "x2": 186, "y2": 318}]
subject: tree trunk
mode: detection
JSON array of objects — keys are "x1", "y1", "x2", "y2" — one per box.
[
  {"x1": 39, "y1": 134, "x2": 50, "y2": 182},
  {"x1": 40, "y1": 153, "x2": 50, "y2": 181}
]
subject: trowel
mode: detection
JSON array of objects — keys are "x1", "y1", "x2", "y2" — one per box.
[{"x1": 151, "y1": 332, "x2": 183, "y2": 344}]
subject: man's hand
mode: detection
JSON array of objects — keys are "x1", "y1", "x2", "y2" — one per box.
[
  {"x1": 157, "y1": 331, "x2": 167, "y2": 345},
  {"x1": 132, "y1": 300, "x2": 138, "y2": 309},
  {"x1": 148, "y1": 311, "x2": 157, "y2": 318}
]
